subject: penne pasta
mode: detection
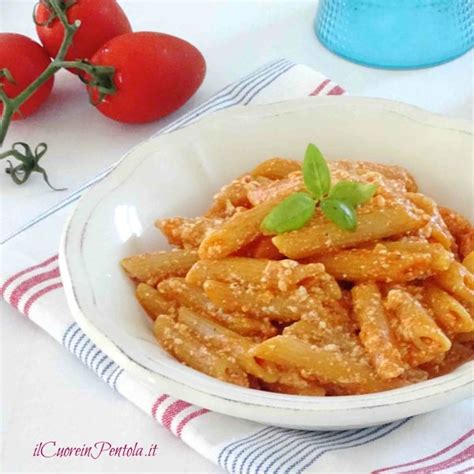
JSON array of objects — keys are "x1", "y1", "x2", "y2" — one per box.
[
  {"x1": 186, "y1": 257, "x2": 269, "y2": 287},
  {"x1": 250, "y1": 157, "x2": 301, "y2": 180},
  {"x1": 386, "y1": 289, "x2": 451, "y2": 359},
  {"x1": 158, "y1": 277, "x2": 277, "y2": 339},
  {"x1": 237, "y1": 236, "x2": 283, "y2": 260},
  {"x1": 155, "y1": 216, "x2": 224, "y2": 248},
  {"x1": 434, "y1": 261, "x2": 474, "y2": 305},
  {"x1": 312, "y1": 242, "x2": 452, "y2": 283},
  {"x1": 329, "y1": 160, "x2": 418, "y2": 193},
  {"x1": 381, "y1": 240, "x2": 453, "y2": 272},
  {"x1": 439, "y1": 207, "x2": 471, "y2": 244},
  {"x1": 252, "y1": 335, "x2": 374, "y2": 385},
  {"x1": 324, "y1": 377, "x2": 411, "y2": 396},
  {"x1": 123, "y1": 154, "x2": 473, "y2": 394},
  {"x1": 272, "y1": 204, "x2": 428, "y2": 259},
  {"x1": 205, "y1": 174, "x2": 271, "y2": 218},
  {"x1": 463, "y1": 251, "x2": 474, "y2": 273},
  {"x1": 199, "y1": 196, "x2": 284, "y2": 259},
  {"x1": 326, "y1": 368, "x2": 429, "y2": 395},
  {"x1": 423, "y1": 283, "x2": 474, "y2": 334},
  {"x1": 407, "y1": 193, "x2": 455, "y2": 250},
  {"x1": 204, "y1": 175, "x2": 253, "y2": 217},
  {"x1": 153, "y1": 315, "x2": 249, "y2": 386},
  {"x1": 203, "y1": 279, "x2": 301, "y2": 321},
  {"x1": 421, "y1": 341, "x2": 474, "y2": 378},
  {"x1": 282, "y1": 316, "x2": 359, "y2": 353},
  {"x1": 263, "y1": 260, "x2": 341, "y2": 297},
  {"x1": 136, "y1": 283, "x2": 177, "y2": 320},
  {"x1": 177, "y1": 307, "x2": 278, "y2": 382},
  {"x1": 247, "y1": 173, "x2": 303, "y2": 206},
  {"x1": 203, "y1": 279, "x2": 343, "y2": 325},
  {"x1": 186, "y1": 257, "x2": 340, "y2": 298},
  {"x1": 352, "y1": 283, "x2": 405, "y2": 378},
  {"x1": 121, "y1": 248, "x2": 198, "y2": 286},
  {"x1": 390, "y1": 338, "x2": 444, "y2": 368},
  {"x1": 460, "y1": 230, "x2": 474, "y2": 260}
]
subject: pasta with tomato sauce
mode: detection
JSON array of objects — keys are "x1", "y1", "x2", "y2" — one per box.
[{"x1": 121, "y1": 155, "x2": 474, "y2": 395}]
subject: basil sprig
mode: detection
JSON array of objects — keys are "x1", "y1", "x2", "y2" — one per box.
[
  {"x1": 328, "y1": 181, "x2": 378, "y2": 207},
  {"x1": 303, "y1": 143, "x2": 331, "y2": 200},
  {"x1": 320, "y1": 198, "x2": 357, "y2": 231},
  {"x1": 261, "y1": 144, "x2": 377, "y2": 234},
  {"x1": 261, "y1": 192, "x2": 315, "y2": 234}
]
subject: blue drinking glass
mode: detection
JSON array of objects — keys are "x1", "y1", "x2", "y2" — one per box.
[{"x1": 315, "y1": 0, "x2": 474, "y2": 69}]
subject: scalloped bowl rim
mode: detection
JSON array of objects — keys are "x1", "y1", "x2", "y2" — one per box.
[{"x1": 59, "y1": 96, "x2": 473, "y2": 429}]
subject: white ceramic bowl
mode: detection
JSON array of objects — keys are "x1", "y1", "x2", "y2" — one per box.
[{"x1": 60, "y1": 97, "x2": 473, "y2": 430}]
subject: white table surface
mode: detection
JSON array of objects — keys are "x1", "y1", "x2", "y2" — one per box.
[{"x1": 1, "y1": 1, "x2": 472, "y2": 472}]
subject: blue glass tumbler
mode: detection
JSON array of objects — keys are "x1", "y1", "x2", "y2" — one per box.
[{"x1": 315, "y1": 0, "x2": 474, "y2": 69}]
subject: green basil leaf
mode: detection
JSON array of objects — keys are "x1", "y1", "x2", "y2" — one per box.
[
  {"x1": 329, "y1": 181, "x2": 377, "y2": 207},
  {"x1": 261, "y1": 192, "x2": 315, "y2": 234},
  {"x1": 320, "y1": 198, "x2": 357, "y2": 232},
  {"x1": 303, "y1": 143, "x2": 331, "y2": 201}
]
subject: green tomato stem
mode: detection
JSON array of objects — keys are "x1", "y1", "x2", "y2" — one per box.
[
  {"x1": 55, "y1": 60, "x2": 115, "y2": 78},
  {"x1": 0, "y1": 100, "x2": 14, "y2": 146},
  {"x1": 0, "y1": 2, "x2": 115, "y2": 146},
  {"x1": 0, "y1": 0, "x2": 79, "y2": 146},
  {"x1": 0, "y1": 0, "x2": 115, "y2": 190}
]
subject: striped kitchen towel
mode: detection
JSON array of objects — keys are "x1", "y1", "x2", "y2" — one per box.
[{"x1": 1, "y1": 59, "x2": 472, "y2": 474}]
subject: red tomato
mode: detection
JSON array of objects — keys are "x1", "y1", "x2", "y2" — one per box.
[
  {"x1": 88, "y1": 32, "x2": 206, "y2": 123},
  {"x1": 0, "y1": 33, "x2": 54, "y2": 120},
  {"x1": 35, "y1": 0, "x2": 131, "y2": 62}
]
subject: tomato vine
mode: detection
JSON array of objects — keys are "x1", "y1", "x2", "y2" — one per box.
[{"x1": 0, "y1": 0, "x2": 116, "y2": 189}]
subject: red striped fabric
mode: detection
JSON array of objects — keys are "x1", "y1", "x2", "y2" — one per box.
[
  {"x1": 456, "y1": 467, "x2": 474, "y2": 474},
  {"x1": 373, "y1": 430, "x2": 473, "y2": 473},
  {"x1": 149, "y1": 394, "x2": 210, "y2": 439},
  {"x1": 327, "y1": 85, "x2": 345, "y2": 95},
  {"x1": 162, "y1": 400, "x2": 193, "y2": 430},
  {"x1": 309, "y1": 79, "x2": 330, "y2": 96},
  {"x1": 23, "y1": 282, "x2": 63, "y2": 317},
  {"x1": 176, "y1": 408, "x2": 210, "y2": 439},
  {"x1": 0, "y1": 254, "x2": 58, "y2": 298},
  {"x1": 9, "y1": 266, "x2": 60, "y2": 309},
  {"x1": 151, "y1": 394, "x2": 169, "y2": 419},
  {"x1": 403, "y1": 445, "x2": 473, "y2": 473}
]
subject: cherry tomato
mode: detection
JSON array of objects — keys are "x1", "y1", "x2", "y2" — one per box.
[
  {"x1": 88, "y1": 32, "x2": 206, "y2": 123},
  {"x1": 35, "y1": 0, "x2": 131, "y2": 62},
  {"x1": 0, "y1": 33, "x2": 54, "y2": 120}
]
